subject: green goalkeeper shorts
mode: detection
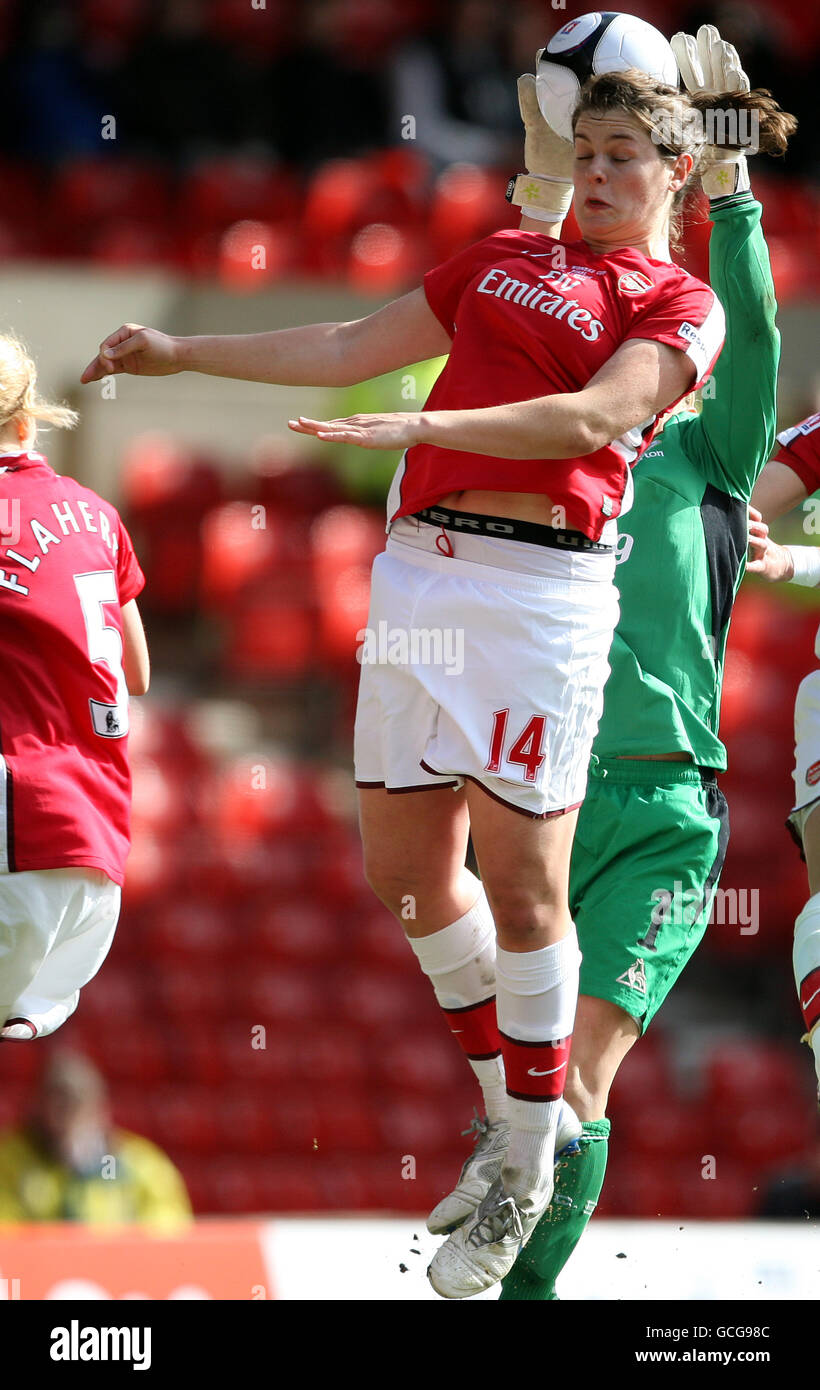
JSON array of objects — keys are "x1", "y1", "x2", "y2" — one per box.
[{"x1": 570, "y1": 758, "x2": 729, "y2": 1032}]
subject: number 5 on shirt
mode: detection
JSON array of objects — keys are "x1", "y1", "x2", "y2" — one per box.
[{"x1": 74, "y1": 570, "x2": 129, "y2": 738}]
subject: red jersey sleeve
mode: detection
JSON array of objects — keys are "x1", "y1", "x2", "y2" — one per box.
[
  {"x1": 423, "y1": 234, "x2": 515, "y2": 338},
  {"x1": 115, "y1": 515, "x2": 145, "y2": 605},
  {"x1": 774, "y1": 415, "x2": 820, "y2": 494},
  {"x1": 626, "y1": 281, "x2": 725, "y2": 389}
]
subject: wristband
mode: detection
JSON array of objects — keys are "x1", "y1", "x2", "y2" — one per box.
[
  {"x1": 506, "y1": 172, "x2": 573, "y2": 222},
  {"x1": 704, "y1": 152, "x2": 750, "y2": 201},
  {"x1": 786, "y1": 545, "x2": 820, "y2": 587}
]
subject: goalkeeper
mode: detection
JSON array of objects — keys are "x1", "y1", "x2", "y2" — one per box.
[{"x1": 499, "y1": 26, "x2": 794, "y2": 1298}]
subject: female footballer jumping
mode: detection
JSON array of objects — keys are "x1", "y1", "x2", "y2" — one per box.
[
  {"x1": 83, "y1": 69, "x2": 728, "y2": 1298},
  {"x1": 498, "y1": 26, "x2": 796, "y2": 1299}
]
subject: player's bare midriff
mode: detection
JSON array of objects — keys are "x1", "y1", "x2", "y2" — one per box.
[{"x1": 434, "y1": 488, "x2": 568, "y2": 526}]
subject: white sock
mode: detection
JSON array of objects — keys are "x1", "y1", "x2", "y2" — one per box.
[
  {"x1": 495, "y1": 930, "x2": 581, "y2": 1206},
  {"x1": 408, "y1": 889, "x2": 507, "y2": 1123}
]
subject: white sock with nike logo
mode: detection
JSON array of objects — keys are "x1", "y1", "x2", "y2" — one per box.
[{"x1": 495, "y1": 930, "x2": 581, "y2": 1208}]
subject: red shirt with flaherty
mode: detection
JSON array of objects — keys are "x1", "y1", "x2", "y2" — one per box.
[{"x1": 0, "y1": 451, "x2": 144, "y2": 885}]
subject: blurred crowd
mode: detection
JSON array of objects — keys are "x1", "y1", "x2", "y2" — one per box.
[{"x1": 0, "y1": 0, "x2": 816, "y2": 176}]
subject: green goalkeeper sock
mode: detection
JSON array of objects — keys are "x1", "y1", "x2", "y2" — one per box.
[{"x1": 499, "y1": 1118, "x2": 610, "y2": 1301}]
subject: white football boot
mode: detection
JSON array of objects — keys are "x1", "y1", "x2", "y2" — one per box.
[
  {"x1": 427, "y1": 1176, "x2": 551, "y2": 1299},
  {"x1": 426, "y1": 1103, "x2": 582, "y2": 1236},
  {"x1": 427, "y1": 1113, "x2": 510, "y2": 1235}
]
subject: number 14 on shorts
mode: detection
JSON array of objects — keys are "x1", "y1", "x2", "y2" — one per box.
[{"x1": 485, "y1": 709, "x2": 546, "y2": 782}]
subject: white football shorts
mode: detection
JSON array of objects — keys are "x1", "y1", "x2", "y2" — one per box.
[
  {"x1": 789, "y1": 667, "x2": 820, "y2": 846},
  {"x1": 354, "y1": 515, "x2": 619, "y2": 817},
  {"x1": 0, "y1": 867, "x2": 121, "y2": 1038}
]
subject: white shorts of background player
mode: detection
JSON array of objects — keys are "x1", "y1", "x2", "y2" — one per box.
[{"x1": 0, "y1": 867, "x2": 120, "y2": 1038}]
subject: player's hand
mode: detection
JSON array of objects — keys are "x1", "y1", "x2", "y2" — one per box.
[
  {"x1": 671, "y1": 23, "x2": 750, "y2": 99},
  {"x1": 81, "y1": 325, "x2": 182, "y2": 383},
  {"x1": 671, "y1": 24, "x2": 751, "y2": 198},
  {"x1": 288, "y1": 413, "x2": 424, "y2": 449},
  {"x1": 518, "y1": 73, "x2": 574, "y2": 180},
  {"x1": 512, "y1": 74, "x2": 574, "y2": 225},
  {"x1": 746, "y1": 507, "x2": 795, "y2": 581}
]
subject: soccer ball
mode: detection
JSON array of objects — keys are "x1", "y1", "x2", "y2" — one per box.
[{"x1": 536, "y1": 12, "x2": 679, "y2": 142}]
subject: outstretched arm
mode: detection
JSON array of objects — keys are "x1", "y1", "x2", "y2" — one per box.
[
  {"x1": 81, "y1": 288, "x2": 452, "y2": 389},
  {"x1": 290, "y1": 336, "x2": 695, "y2": 460}
]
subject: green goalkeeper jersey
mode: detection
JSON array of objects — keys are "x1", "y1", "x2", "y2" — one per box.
[{"x1": 592, "y1": 191, "x2": 779, "y2": 770}]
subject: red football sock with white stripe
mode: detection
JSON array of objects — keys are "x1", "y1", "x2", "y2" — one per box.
[
  {"x1": 494, "y1": 930, "x2": 581, "y2": 1209},
  {"x1": 407, "y1": 889, "x2": 507, "y2": 1123}
]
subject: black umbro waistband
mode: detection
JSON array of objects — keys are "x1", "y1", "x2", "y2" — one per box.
[{"x1": 411, "y1": 506, "x2": 614, "y2": 554}]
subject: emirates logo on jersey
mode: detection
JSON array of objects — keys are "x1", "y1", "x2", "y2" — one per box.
[
  {"x1": 806, "y1": 760, "x2": 820, "y2": 787},
  {"x1": 617, "y1": 271, "x2": 653, "y2": 296}
]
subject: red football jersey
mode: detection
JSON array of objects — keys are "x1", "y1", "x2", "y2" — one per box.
[
  {"x1": 775, "y1": 413, "x2": 820, "y2": 493},
  {"x1": 389, "y1": 229, "x2": 725, "y2": 540},
  {"x1": 0, "y1": 452, "x2": 145, "y2": 885}
]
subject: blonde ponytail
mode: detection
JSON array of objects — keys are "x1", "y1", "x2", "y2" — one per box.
[{"x1": 0, "y1": 335, "x2": 78, "y2": 434}]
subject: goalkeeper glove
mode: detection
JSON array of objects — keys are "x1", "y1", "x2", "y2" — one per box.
[
  {"x1": 671, "y1": 24, "x2": 751, "y2": 200},
  {"x1": 507, "y1": 73, "x2": 574, "y2": 223}
]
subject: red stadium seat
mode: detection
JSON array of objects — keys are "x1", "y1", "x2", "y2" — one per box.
[
  {"x1": 607, "y1": 1039, "x2": 676, "y2": 1112},
  {"x1": 317, "y1": 564, "x2": 374, "y2": 667},
  {"x1": 205, "y1": 0, "x2": 289, "y2": 55},
  {"x1": 617, "y1": 1099, "x2": 710, "y2": 1161},
  {"x1": 154, "y1": 962, "x2": 231, "y2": 1021},
  {"x1": 199, "y1": 501, "x2": 285, "y2": 610},
  {"x1": 250, "y1": 901, "x2": 342, "y2": 964},
  {"x1": 353, "y1": 905, "x2": 414, "y2": 969},
  {"x1": 374, "y1": 1035, "x2": 471, "y2": 1097},
  {"x1": 199, "y1": 1157, "x2": 264, "y2": 1212},
  {"x1": 253, "y1": 1160, "x2": 324, "y2": 1214},
  {"x1": 129, "y1": 756, "x2": 188, "y2": 836},
  {"x1": 96, "y1": 1031, "x2": 170, "y2": 1084},
  {"x1": 311, "y1": 1090, "x2": 380, "y2": 1153},
  {"x1": 243, "y1": 966, "x2": 326, "y2": 1024},
  {"x1": 244, "y1": 449, "x2": 346, "y2": 517},
  {"x1": 144, "y1": 900, "x2": 229, "y2": 961},
  {"x1": 90, "y1": 219, "x2": 175, "y2": 268},
  {"x1": 122, "y1": 831, "x2": 175, "y2": 906},
  {"x1": 312, "y1": 829, "x2": 370, "y2": 908},
  {"x1": 310, "y1": 506, "x2": 384, "y2": 585},
  {"x1": 266, "y1": 1090, "x2": 321, "y2": 1155},
  {"x1": 216, "y1": 1091, "x2": 277, "y2": 1154},
  {"x1": 429, "y1": 163, "x2": 512, "y2": 259},
  {"x1": 223, "y1": 596, "x2": 316, "y2": 680},
  {"x1": 288, "y1": 1027, "x2": 368, "y2": 1088},
  {"x1": 347, "y1": 222, "x2": 419, "y2": 294},
  {"x1": 303, "y1": 159, "x2": 373, "y2": 243},
  {"x1": 215, "y1": 1024, "x2": 298, "y2": 1087},
  {"x1": 703, "y1": 1039, "x2": 812, "y2": 1110},
  {"x1": 331, "y1": 967, "x2": 427, "y2": 1030},
  {"x1": 51, "y1": 157, "x2": 170, "y2": 230},
  {"x1": 673, "y1": 1160, "x2": 760, "y2": 1219},
  {"x1": 151, "y1": 1088, "x2": 220, "y2": 1155},
  {"x1": 374, "y1": 1096, "x2": 455, "y2": 1154},
  {"x1": 179, "y1": 157, "x2": 299, "y2": 233},
  {"x1": 218, "y1": 220, "x2": 296, "y2": 289},
  {"x1": 712, "y1": 1100, "x2": 815, "y2": 1166}
]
